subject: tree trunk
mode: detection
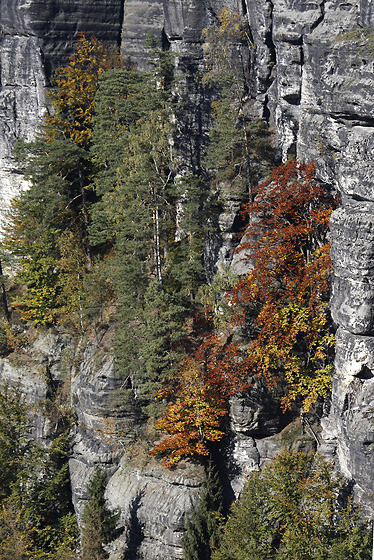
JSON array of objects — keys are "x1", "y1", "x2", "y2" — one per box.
[
  {"x1": 78, "y1": 161, "x2": 92, "y2": 271},
  {"x1": 0, "y1": 261, "x2": 10, "y2": 321}
]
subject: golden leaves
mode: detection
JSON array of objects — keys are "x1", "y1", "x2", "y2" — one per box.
[{"x1": 228, "y1": 159, "x2": 339, "y2": 412}]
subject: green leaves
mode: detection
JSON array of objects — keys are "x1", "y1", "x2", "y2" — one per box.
[
  {"x1": 5, "y1": 37, "x2": 120, "y2": 325},
  {"x1": 213, "y1": 451, "x2": 371, "y2": 560},
  {"x1": 81, "y1": 467, "x2": 119, "y2": 560},
  {"x1": 0, "y1": 383, "x2": 77, "y2": 560},
  {"x1": 182, "y1": 459, "x2": 223, "y2": 560}
]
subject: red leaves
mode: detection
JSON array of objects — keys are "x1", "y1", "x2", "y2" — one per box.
[
  {"x1": 228, "y1": 159, "x2": 338, "y2": 411},
  {"x1": 150, "y1": 159, "x2": 338, "y2": 466},
  {"x1": 149, "y1": 333, "x2": 249, "y2": 466}
]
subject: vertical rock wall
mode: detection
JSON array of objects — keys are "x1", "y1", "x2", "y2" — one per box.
[{"x1": 1, "y1": 0, "x2": 374, "y2": 556}]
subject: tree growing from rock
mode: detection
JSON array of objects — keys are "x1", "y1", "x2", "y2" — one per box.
[
  {"x1": 213, "y1": 450, "x2": 371, "y2": 560},
  {"x1": 149, "y1": 331, "x2": 248, "y2": 466},
  {"x1": 4, "y1": 36, "x2": 120, "y2": 325},
  {"x1": 81, "y1": 467, "x2": 119, "y2": 560},
  {"x1": 228, "y1": 159, "x2": 338, "y2": 412},
  {"x1": 182, "y1": 458, "x2": 223, "y2": 560}
]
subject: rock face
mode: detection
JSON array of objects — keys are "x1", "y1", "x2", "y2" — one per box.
[
  {"x1": 69, "y1": 335, "x2": 204, "y2": 560},
  {"x1": 1, "y1": 0, "x2": 374, "y2": 557}
]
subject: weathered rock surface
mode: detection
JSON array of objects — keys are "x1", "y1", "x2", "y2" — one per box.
[
  {"x1": 1, "y1": 0, "x2": 374, "y2": 556},
  {"x1": 0, "y1": 329, "x2": 72, "y2": 441},
  {"x1": 105, "y1": 457, "x2": 203, "y2": 560}
]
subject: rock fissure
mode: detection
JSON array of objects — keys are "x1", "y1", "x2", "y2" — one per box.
[{"x1": 310, "y1": 0, "x2": 326, "y2": 33}]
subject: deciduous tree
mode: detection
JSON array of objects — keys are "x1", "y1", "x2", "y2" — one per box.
[
  {"x1": 150, "y1": 331, "x2": 248, "y2": 466},
  {"x1": 228, "y1": 159, "x2": 337, "y2": 411}
]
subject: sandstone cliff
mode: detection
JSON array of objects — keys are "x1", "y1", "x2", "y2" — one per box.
[{"x1": 0, "y1": 0, "x2": 374, "y2": 558}]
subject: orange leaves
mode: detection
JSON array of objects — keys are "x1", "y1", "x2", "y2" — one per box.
[
  {"x1": 228, "y1": 159, "x2": 338, "y2": 411},
  {"x1": 151, "y1": 160, "x2": 336, "y2": 465},
  {"x1": 46, "y1": 35, "x2": 120, "y2": 148},
  {"x1": 149, "y1": 334, "x2": 249, "y2": 467}
]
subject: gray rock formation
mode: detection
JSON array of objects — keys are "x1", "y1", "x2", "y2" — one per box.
[{"x1": 1, "y1": 0, "x2": 374, "y2": 556}]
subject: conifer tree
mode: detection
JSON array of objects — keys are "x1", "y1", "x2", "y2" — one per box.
[
  {"x1": 89, "y1": 67, "x2": 146, "y2": 249},
  {"x1": 202, "y1": 9, "x2": 274, "y2": 199},
  {"x1": 0, "y1": 383, "x2": 77, "y2": 559},
  {"x1": 182, "y1": 459, "x2": 223, "y2": 560},
  {"x1": 212, "y1": 450, "x2": 371, "y2": 560},
  {"x1": 90, "y1": 36, "x2": 190, "y2": 415},
  {"x1": 169, "y1": 174, "x2": 211, "y2": 300},
  {"x1": 81, "y1": 466, "x2": 119, "y2": 560},
  {"x1": 4, "y1": 36, "x2": 120, "y2": 325}
]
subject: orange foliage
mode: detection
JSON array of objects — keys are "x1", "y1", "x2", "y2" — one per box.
[
  {"x1": 149, "y1": 333, "x2": 249, "y2": 466},
  {"x1": 46, "y1": 35, "x2": 121, "y2": 148},
  {"x1": 228, "y1": 159, "x2": 338, "y2": 411}
]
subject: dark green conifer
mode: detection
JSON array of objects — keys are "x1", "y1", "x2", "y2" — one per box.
[
  {"x1": 81, "y1": 466, "x2": 119, "y2": 560},
  {"x1": 212, "y1": 451, "x2": 372, "y2": 560},
  {"x1": 182, "y1": 459, "x2": 223, "y2": 560}
]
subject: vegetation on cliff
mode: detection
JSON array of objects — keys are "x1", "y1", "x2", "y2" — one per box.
[
  {"x1": 0, "y1": 13, "x2": 350, "y2": 557},
  {"x1": 0, "y1": 382, "x2": 77, "y2": 560},
  {"x1": 1, "y1": 13, "x2": 338, "y2": 463},
  {"x1": 212, "y1": 450, "x2": 371, "y2": 560}
]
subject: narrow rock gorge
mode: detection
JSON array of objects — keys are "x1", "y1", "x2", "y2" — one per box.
[{"x1": 1, "y1": 0, "x2": 374, "y2": 558}]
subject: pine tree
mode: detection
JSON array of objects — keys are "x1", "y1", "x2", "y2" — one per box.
[
  {"x1": 81, "y1": 466, "x2": 119, "y2": 560},
  {"x1": 168, "y1": 174, "x2": 211, "y2": 301},
  {"x1": 0, "y1": 383, "x2": 37, "y2": 502},
  {"x1": 182, "y1": 459, "x2": 223, "y2": 560},
  {"x1": 140, "y1": 280, "x2": 187, "y2": 415},
  {"x1": 89, "y1": 67, "x2": 146, "y2": 249}
]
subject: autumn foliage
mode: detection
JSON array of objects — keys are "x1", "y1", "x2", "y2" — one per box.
[
  {"x1": 149, "y1": 332, "x2": 248, "y2": 466},
  {"x1": 46, "y1": 34, "x2": 120, "y2": 148},
  {"x1": 228, "y1": 159, "x2": 338, "y2": 411},
  {"x1": 150, "y1": 160, "x2": 337, "y2": 466}
]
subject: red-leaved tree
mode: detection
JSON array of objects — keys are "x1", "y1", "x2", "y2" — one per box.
[
  {"x1": 228, "y1": 159, "x2": 338, "y2": 411},
  {"x1": 149, "y1": 332, "x2": 248, "y2": 466}
]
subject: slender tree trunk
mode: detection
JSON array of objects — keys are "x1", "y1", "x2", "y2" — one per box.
[
  {"x1": 77, "y1": 161, "x2": 92, "y2": 271},
  {"x1": 151, "y1": 183, "x2": 162, "y2": 285},
  {"x1": 0, "y1": 261, "x2": 10, "y2": 321},
  {"x1": 237, "y1": 92, "x2": 252, "y2": 202}
]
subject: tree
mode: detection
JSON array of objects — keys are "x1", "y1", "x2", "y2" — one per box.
[
  {"x1": 81, "y1": 467, "x2": 119, "y2": 560},
  {"x1": 89, "y1": 67, "x2": 146, "y2": 249},
  {"x1": 0, "y1": 505, "x2": 31, "y2": 560},
  {"x1": 202, "y1": 9, "x2": 274, "y2": 199},
  {"x1": 168, "y1": 174, "x2": 211, "y2": 301},
  {"x1": 0, "y1": 383, "x2": 38, "y2": 502},
  {"x1": 0, "y1": 383, "x2": 77, "y2": 560},
  {"x1": 227, "y1": 159, "x2": 338, "y2": 412},
  {"x1": 149, "y1": 331, "x2": 248, "y2": 466},
  {"x1": 212, "y1": 450, "x2": 371, "y2": 560},
  {"x1": 89, "y1": 37, "x2": 197, "y2": 416},
  {"x1": 182, "y1": 458, "x2": 223, "y2": 560},
  {"x1": 4, "y1": 36, "x2": 120, "y2": 325}
]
